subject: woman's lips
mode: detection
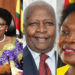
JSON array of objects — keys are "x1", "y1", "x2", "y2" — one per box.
[
  {"x1": 62, "y1": 46, "x2": 75, "y2": 54},
  {"x1": 64, "y1": 49, "x2": 75, "y2": 54}
]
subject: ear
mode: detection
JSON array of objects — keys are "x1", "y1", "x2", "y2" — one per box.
[{"x1": 5, "y1": 25, "x2": 8, "y2": 31}]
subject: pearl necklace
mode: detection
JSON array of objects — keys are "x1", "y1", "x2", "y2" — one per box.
[{"x1": 0, "y1": 35, "x2": 6, "y2": 43}]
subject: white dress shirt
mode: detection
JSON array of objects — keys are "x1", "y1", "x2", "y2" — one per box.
[{"x1": 28, "y1": 46, "x2": 56, "y2": 75}]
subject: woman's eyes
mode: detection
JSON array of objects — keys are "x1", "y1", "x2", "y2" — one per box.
[{"x1": 60, "y1": 30, "x2": 69, "y2": 35}]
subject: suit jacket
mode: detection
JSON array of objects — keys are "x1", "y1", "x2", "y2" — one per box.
[
  {"x1": 23, "y1": 46, "x2": 39, "y2": 75},
  {"x1": 23, "y1": 46, "x2": 57, "y2": 75}
]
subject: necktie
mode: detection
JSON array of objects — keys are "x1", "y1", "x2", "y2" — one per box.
[{"x1": 39, "y1": 54, "x2": 52, "y2": 75}]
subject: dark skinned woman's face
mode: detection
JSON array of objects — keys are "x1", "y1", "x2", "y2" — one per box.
[
  {"x1": 58, "y1": 12, "x2": 75, "y2": 65},
  {"x1": 0, "y1": 18, "x2": 8, "y2": 38}
]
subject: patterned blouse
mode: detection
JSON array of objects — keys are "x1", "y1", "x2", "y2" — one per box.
[{"x1": 0, "y1": 37, "x2": 23, "y2": 75}]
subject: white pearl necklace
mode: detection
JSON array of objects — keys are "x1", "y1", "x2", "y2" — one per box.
[{"x1": 0, "y1": 35, "x2": 6, "y2": 43}]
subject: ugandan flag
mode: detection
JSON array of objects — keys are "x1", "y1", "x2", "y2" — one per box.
[
  {"x1": 64, "y1": 0, "x2": 75, "y2": 8},
  {"x1": 15, "y1": 0, "x2": 23, "y2": 38}
]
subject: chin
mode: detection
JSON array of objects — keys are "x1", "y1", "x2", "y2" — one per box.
[
  {"x1": 61, "y1": 58, "x2": 75, "y2": 65},
  {"x1": 35, "y1": 46, "x2": 50, "y2": 53}
]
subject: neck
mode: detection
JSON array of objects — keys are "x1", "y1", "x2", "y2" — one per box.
[
  {"x1": 0, "y1": 36, "x2": 4, "y2": 40},
  {"x1": 0, "y1": 35, "x2": 6, "y2": 43},
  {"x1": 66, "y1": 66, "x2": 75, "y2": 75}
]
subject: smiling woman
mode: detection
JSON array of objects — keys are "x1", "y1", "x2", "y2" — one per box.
[
  {"x1": 0, "y1": 8, "x2": 23, "y2": 75},
  {"x1": 57, "y1": 3, "x2": 75, "y2": 75}
]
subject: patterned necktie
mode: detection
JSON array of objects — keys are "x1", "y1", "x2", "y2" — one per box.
[{"x1": 39, "y1": 54, "x2": 52, "y2": 75}]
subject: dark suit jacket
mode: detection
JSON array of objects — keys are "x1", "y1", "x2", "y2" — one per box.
[
  {"x1": 23, "y1": 46, "x2": 39, "y2": 75},
  {"x1": 23, "y1": 46, "x2": 57, "y2": 75}
]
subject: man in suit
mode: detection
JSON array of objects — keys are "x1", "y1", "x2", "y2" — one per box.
[{"x1": 23, "y1": 1, "x2": 57, "y2": 75}]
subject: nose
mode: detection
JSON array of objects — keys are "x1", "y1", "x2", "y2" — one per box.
[
  {"x1": 66, "y1": 32, "x2": 75, "y2": 43},
  {"x1": 37, "y1": 22, "x2": 47, "y2": 33}
]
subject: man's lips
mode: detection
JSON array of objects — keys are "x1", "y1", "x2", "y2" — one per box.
[
  {"x1": 34, "y1": 36, "x2": 49, "y2": 39},
  {"x1": 62, "y1": 45, "x2": 75, "y2": 54},
  {"x1": 33, "y1": 36, "x2": 50, "y2": 42}
]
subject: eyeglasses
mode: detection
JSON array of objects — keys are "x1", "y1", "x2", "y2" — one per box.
[{"x1": 0, "y1": 24, "x2": 6, "y2": 28}]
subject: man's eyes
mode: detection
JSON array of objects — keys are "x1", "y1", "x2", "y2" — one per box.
[
  {"x1": 29, "y1": 22, "x2": 39, "y2": 26},
  {"x1": 60, "y1": 30, "x2": 69, "y2": 35},
  {"x1": 29, "y1": 22, "x2": 54, "y2": 26},
  {"x1": 44, "y1": 22, "x2": 54, "y2": 26}
]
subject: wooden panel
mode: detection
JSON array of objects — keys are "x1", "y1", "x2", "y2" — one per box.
[{"x1": 0, "y1": 0, "x2": 17, "y2": 19}]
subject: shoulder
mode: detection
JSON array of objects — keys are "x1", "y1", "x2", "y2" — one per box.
[
  {"x1": 16, "y1": 38, "x2": 23, "y2": 43},
  {"x1": 57, "y1": 65, "x2": 70, "y2": 75},
  {"x1": 7, "y1": 37, "x2": 23, "y2": 43},
  {"x1": 23, "y1": 46, "x2": 30, "y2": 57},
  {"x1": 3, "y1": 37, "x2": 23, "y2": 51}
]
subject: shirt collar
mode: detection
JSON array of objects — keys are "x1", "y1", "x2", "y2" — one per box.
[
  {"x1": 27, "y1": 46, "x2": 40, "y2": 59},
  {"x1": 46, "y1": 47, "x2": 55, "y2": 58},
  {"x1": 27, "y1": 45, "x2": 56, "y2": 60}
]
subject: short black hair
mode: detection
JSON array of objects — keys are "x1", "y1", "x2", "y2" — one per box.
[
  {"x1": 0, "y1": 8, "x2": 12, "y2": 25},
  {"x1": 60, "y1": 3, "x2": 75, "y2": 28},
  {"x1": 0, "y1": 8, "x2": 16, "y2": 36}
]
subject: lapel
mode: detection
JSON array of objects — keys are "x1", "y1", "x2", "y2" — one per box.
[
  {"x1": 55, "y1": 51, "x2": 58, "y2": 74},
  {"x1": 23, "y1": 46, "x2": 39, "y2": 75}
]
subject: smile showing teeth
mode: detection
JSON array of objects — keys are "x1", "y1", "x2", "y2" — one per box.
[
  {"x1": 38, "y1": 38, "x2": 46, "y2": 42},
  {"x1": 63, "y1": 48, "x2": 75, "y2": 54},
  {"x1": 64, "y1": 49, "x2": 75, "y2": 54},
  {"x1": 63, "y1": 45, "x2": 75, "y2": 51},
  {"x1": 35, "y1": 37, "x2": 48, "y2": 42},
  {"x1": 65, "y1": 49, "x2": 74, "y2": 52},
  {"x1": 38, "y1": 38, "x2": 45, "y2": 40},
  {"x1": 62, "y1": 45, "x2": 75, "y2": 54}
]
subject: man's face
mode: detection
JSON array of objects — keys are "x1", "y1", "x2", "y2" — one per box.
[{"x1": 25, "y1": 6, "x2": 56, "y2": 53}]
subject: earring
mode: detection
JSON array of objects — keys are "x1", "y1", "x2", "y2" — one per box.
[{"x1": 5, "y1": 29, "x2": 7, "y2": 32}]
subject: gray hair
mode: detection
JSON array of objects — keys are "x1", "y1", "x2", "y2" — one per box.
[{"x1": 23, "y1": 1, "x2": 56, "y2": 28}]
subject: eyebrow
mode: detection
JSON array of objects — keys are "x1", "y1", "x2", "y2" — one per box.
[{"x1": 0, "y1": 23, "x2": 6, "y2": 25}]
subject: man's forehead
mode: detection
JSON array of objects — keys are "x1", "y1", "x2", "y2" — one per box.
[
  {"x1": 24, "y1": 1, "x2": 56, "y2": 25},
  {"x1": 32, "y1": 5, "x2": 51, "y2": 11},
  {"x1": 28, "y1": 5, "x2": 55, "y2": 21},
  {"x1": 30, "y1": 3, "x2": 53, "y2": 12}
]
